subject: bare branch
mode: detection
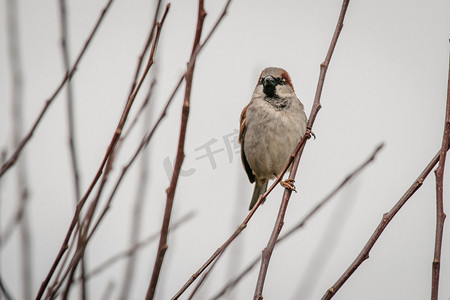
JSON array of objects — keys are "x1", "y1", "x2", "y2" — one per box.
[
  {"x1": 58, "y1": 0, "x2": 81, "y2": 204},
  {"x1": 57, "y1": 0, "x2": 87, "y2": 298},
  {"x1": 188, "y1": 251, "x2": 224, "y2": 300},
  {"x1": 431, "y1": 44, "x2": 450, "y2": 300},
  {"x1": 322, "y1": 145, "x2": 449, "y2": 299},
  {"x1": 119, "y1": 80, "x2": 156, "y2": 300},
  {"x1": 5, "y1": 0, "x2": 33, "y2": 299},
  {"x1": 127, "y1": 0, "x2": 162, "y2": 96},
  {"x1": 254, "y1": 1, "x2": 351, "y2": 298}
]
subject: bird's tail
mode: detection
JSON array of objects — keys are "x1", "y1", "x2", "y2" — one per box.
[{"x1": 249, "y1": 180, "x2": 268, "y2": 210}]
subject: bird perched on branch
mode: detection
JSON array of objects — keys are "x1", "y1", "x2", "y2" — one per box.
[{"x1": 239, "y1": 67, "x2": 307, "y2": 210}]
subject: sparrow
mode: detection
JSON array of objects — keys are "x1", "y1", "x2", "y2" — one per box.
[{"x1": 239, "y1": 67, "x2": 307, "y2": 210}]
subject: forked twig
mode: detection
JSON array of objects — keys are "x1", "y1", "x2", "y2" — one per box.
[
  {"x1": 254, "y1": 1, "x2": 350, "y2": 298},
  {"x1": 431, "y1": 45, "x2": 450, "y2": 300}
]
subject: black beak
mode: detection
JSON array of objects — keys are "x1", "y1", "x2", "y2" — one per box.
[
  {"x1": 262, "y1": 75, "x2": 277, "y2": 97},
  {"x1": 263, "y1": 76, "x2": 276, "y2": 89}
]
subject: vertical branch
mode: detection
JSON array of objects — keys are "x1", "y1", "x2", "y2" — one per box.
[
  {"x1": 254, "y1": 1, "x2": 350, "y2": 299},
  {"x1": 119, "y1": 79, "x2": 156, "y2": 300},
  {"x1": 57, "y1": 1, "x2": 87, "y2": 298},
  {"x1": 58, "y1": 0, "x2": 81, "y2": 204},
  {"x1": 145, "y1": 2, "x2": 206, "y2": 299},
  {"x1": 5, "y1": 0, "x2": 32, "y2": 299},
  {"x1": 431, "y1": 45, "x2": 450, "y2": 300}
]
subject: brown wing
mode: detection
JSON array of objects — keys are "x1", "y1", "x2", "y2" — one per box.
[{"x1": 239, "y1": 105, "x2": 255, "y2": 183}]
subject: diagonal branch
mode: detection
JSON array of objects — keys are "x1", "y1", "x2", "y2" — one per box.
[
  {"x1": 254, "y1": 1, "x2": 351, "y2": 298},
  {"x1": 431, "y1": 44, "x2": 450, "y2": 300},
  {"x1": 322, "y1": 145, "x2": 450, "y2": 300}
]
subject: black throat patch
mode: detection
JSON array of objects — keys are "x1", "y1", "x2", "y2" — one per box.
[
  {"x1": 263, "y1": 84, "x2": 276, "y2": 98},
  {"x1": 264, "y1": 96, "x2": 290, "y2": 110}
]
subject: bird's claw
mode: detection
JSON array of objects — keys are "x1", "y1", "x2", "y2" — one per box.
[
  {"x1": 280, "y1": 179, "x2": 297, "y2": 192},
  {"x1": 306, "y1": 127, "x2": 316, "y2": 140}
]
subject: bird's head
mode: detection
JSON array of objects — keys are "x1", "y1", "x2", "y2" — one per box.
[{"x1": 256, "y1": 67, "x2": 295, "y2": 99}]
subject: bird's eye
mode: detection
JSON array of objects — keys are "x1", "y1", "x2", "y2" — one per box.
[
  {"x1": 260, "y1": 78, "x2": 264, "y2": 85},
  {"x1": 276, "y1": 77, "x2": 284, "y2": 85}
]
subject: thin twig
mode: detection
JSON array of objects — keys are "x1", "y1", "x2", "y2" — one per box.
[
  {"x1": 57, "y1": 0, "x2": 87, "y2": 298},
  {"x1": 188, "y1": 251, "x2": 224, "y2": 300},
  {"x1": 6, "y1": 0, "x2": 33, "y2": 299},
  {"x1": 321, "y1": 147, "x2": 449, "y2": 300},
  {"x1": 431, "y1": 44, "x2": 450, "y2": 300},
  {"x1": 121, "y1": 79, "x2": 157, "y2": 141},
  {"x1": 211, "y1": 143, "x2": 383, "y2": 300},
  {"x1": 58, "y1": 0, "x2": 81, "y2": 205},
  {"x1": 254, "y1": 1, "x2": 350, "y2": 299},
  {"x1": 0, "y1": 0, "x2": 115, "y2": 179},
  {"x1": 145, "y1": 1, "x2": 207, "y2": 299},
  {"x1": 127, "y1": 0, "x2": 162, "y2": 96},
  {"x1": 119, "y1": 79, "x2": 156, "y2": 300}
]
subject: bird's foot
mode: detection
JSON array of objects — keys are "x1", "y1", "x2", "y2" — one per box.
[
  {"x1": 280, "y1": 179, "x2": 297, "y2": 192},
  {"x1": 306, "y1": 127, "x2": 316, "y2": 140}
]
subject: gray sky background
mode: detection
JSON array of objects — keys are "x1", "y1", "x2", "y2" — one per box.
[{"x1": 1, "y1": 0, "x2": 450, "y2": 299}]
